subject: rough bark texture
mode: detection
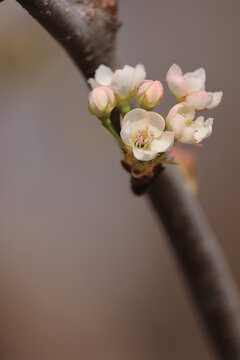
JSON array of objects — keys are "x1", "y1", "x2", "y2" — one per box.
[{"x1": 12, "y1": 1, "x2": 240, "y2": 359}]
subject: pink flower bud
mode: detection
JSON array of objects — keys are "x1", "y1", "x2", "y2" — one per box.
[
  {"x1": 135, "y1": 80, "x2": 164, "y2": 110},
  {"x1": 88, "y1": 86, "x2": 116, "y2": 118}
]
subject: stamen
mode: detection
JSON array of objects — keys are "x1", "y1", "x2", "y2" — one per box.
[
  {"x1": 133, "y1": 128, "x2": 154, "y2": 148},
  {"x1": 186, "y1": 119, "x2": 192, "y2": 126}
]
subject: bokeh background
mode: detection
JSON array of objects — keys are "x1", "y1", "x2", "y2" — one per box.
[{"x1": 0, "y1": 0, "x2": 239, "y2": 359}]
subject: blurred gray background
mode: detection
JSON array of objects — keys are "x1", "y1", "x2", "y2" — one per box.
[{"x1": 0, "y1": 0, "x2": 239, "y2": 359}]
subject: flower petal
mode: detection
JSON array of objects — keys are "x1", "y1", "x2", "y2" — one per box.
[
  {"x1": 184, "y1": 76, "x2": 204, "y2": 93},
  {"x1": 186, "y1": 91, "x2": 213, "y2": 110},
  {"x1": 206, "y1": 91, "x2": 223, "y2": 109},
  {"x1": 193, "y1": 117, "x2": 213, "y2": 143},
  {"x1": 95, "y1": 65, "x2": 114, "y2": 86},
  {"x1": 166, "y1": 103, "x2": 184, "y2": 125},
  {"x1": 120, "y1": 124, "x2": 134, "y2": 146},
  {"x1": 178, "y1": 102, "x2": 195, "y2": 120},
  {"x1": 111, "y1": 66, "x2": 134, "y2": 98},
  {"x1": 167, "y1": 64, "x2": 183, "y2": 77},
  {"x1": 181, "y1": 125, "x2": 196, "y2": 144},
  {"x1": 167, "y1": 103, "x2": 195, "y2": 127},
  {"x1": 151, "y1": 131, "x2": 174, "y2": 153},
  {"x1": 166, "y1": 64, "x2": 188, "y2": 97},
  {"x1": 88, "y1": 78, "x2": 98, "y2": 89},
  {"x1": 169, "y1": 114, "x2": 186, "y2": 140},
  {"x1": 122, "y1": 108, "x2": 149, "y2": 129},
  {"x1": 184, "y1": 68, "x2": 206, "y2": 85},
  {"x1": 148, "y1": 112, "x2": 165, "y2": 137},
  {"x1": 131, "y1": 64, "x2": 146, "y2": 89},
  {"x1": 132, "y1": 148, "x2": 156, "y2": 161}
]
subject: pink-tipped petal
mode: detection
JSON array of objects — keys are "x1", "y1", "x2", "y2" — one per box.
[
  {"x1": 167, "y1": 64, "x2": 183, "y2": 78},
  {"x1": 136, "y1": 80, "x2": 164, "y2": 110},
  {"x1": 167, "y1": 103, "x2": 195, "y2": 126},
  {"x1": 186, "y1": 91, "x2": 213, "y2": 110},
  {"x1": 166, "y1": 64, "x2": 188, "y2": 97},
  {"x1": 169, "y1": 114, "x2": 186, "y2": 141}
]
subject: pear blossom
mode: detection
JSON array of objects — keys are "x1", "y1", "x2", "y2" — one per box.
[
  {"x1": 88, "y1": 85, "x2": 116, "y2": 118},
  {"x1": 88, "y1": 64, "x2": 146, "y2": 100},
  {"x1": 111, "y1": 64, "x2": 146, "y2": 100},
  {"x1": 135, "y1": 80, "x2": 164, "y2": 110},
  {"x1": 166, "y1": 102, "x2": 213, "y2": 144},
  {"x1": 166, "y1": 64, "x2": 223, "y2": 110},
  {"x1": 120, "y1": 108, "x2": 174, "y2": 161}
]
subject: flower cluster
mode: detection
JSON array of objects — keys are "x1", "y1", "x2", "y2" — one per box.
[{"x1": 88, "y1": 63, "x2": 222, "y2": 164}]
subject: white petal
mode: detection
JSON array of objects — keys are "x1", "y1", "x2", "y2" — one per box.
[
  {"x1": 122, "y1": 108, "x2": 149, "y2": 129},
  {"x1": 181, "y1": 125, "x2": 196, "y2": 144},
  {"x1": 111, "y1": 68, "x2": 133, "y2": 98},
  {"x1": 95, "y1": 65, "x2": 114, "y2": 86},
  {"x1": 131, "y1": 64, "x2": 146, "y2": 89},
  {"x1": 193, "y1": 116, "x2": 213, "y2": 143},
  {"x1": 88, "y1": 78, "x2": 98, "y2": 89},
  {"x1": 120, "y1": 124, "x2": 134, "y2": 146},
  {"x1": 148, "y1": 112, "x2": 165, "y2": 137},
  {"x1": 186, "y1": 91, "x2": 213, "y2": 110},
  {"x1": 193, "y1": 117, "x2": 213, "y2": 143},
  {"x1": 184, "y1": 76, "x2": 205, "y2": 92},
  {"x1": 194, "y1": 115, "x2": 204, "y2": 125},
  {"x1": 132, "y1": 148, "x2": 156, "y2": 161},
  {"x1": 184, "y1": 68, "x2": 206, "y2": 84},
  {"x1": 205, "y1": 118, "x2": 214, "y2": 126},
  {"x1": 207, "y1": 92, "x2": 223, "y2": 109},
  {"x1": 151, "y1": 131, "x2": 174, "y2": 153},
  {"x1": 178, "y1": 102, "x2": 195, "y2": 120}
]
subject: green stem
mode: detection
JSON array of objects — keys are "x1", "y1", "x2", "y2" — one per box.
[
  {"x1": 102, "y1": 118, "x2": 125, "y2": 145},
  {"x1": 117, "y1": 99, "x2": 131, "y2": 116}
]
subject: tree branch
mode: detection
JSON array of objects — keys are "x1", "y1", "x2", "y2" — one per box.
[
  {"x1": 12, "y1": 1, "x2": 240, "y2": 359},
  {"x1": 148, "y1": 167, "x2": 240, "y2": 360},
  {"x1": 15, "y1": 0, "x2": 119, "y2": 78}
]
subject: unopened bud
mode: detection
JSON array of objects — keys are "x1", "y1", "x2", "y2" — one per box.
[
  {"x1": 135, "y1": 80, "x2": 164, "y2": 110},
  {"x1": 88, "y1": 86, "x2": 116, "y2": 118}
]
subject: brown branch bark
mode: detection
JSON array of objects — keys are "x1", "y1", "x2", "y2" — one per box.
[
  {"x1": 12, "y1": 1, "x2": 240, "y2": 359},
  {"x1": 15, "y1": 0, "x2": 119, "y2": 78},
  {"x1": 148, "y1": 167, "x2": 240, "y2": 360}
]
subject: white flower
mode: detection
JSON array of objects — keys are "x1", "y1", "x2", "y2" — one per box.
[
  {"x1": 111, "y1": 64, "x2": 146, "y2": 99},
  {"x1": 88, "y1": 86, "x2": 116, "y2": 118},
  {"x1": 120, "y1": 108, "x2": 174, "y2": 161},
  {"x1": 88, "y1": 64, "x2": 146, "y2": 100},
  {"x1": 135, "y1": 80, "x2": 164, "y2": 110},
  {"x1": 166, "y1": 64, "x2": 223, "y2": 110},
  {"x1": 166, "y1": 102, "x2": 213, "y2": 144}
]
